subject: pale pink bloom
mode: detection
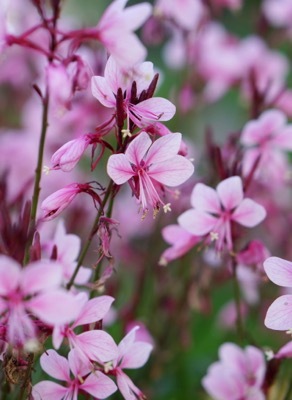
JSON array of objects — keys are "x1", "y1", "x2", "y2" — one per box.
[
  {"x1": 45, "y1": 220, "x2": 92, "y2": 286},
  {"x1": 96, "y1": 0, "x2": 152, "y2": 67},
  {"x1": 240, "y1": 109, "x2": 292, "y2": 185},
  {"x1": 111, "y1": 327, "x2": 153, "y2": 400},
  {"x1": 263, "y1": 0, "x2": 292, "y2": 28},
  {"x1": 264, "y1": 257, "x2": 292, "y2": 330},
  {"x1": 41, "y1": 183, "x2": 83, "y2": 221},
  {"x1": 0, "y1": 255, "x2": 82, "y2": 347},
  {"x1": 155, "y1": 0, "x2": 206, "y2": 31},
  {"x1": 50, "y1": 135, "x2": 92, "y2": 172},
  {"x1": 236, "y1": 240, "x2": 270, "y2": 272},
  {"x1": 107, "y1": 132, "x2": 194, "y2": 215},
  {"x1": 202, "y1": 343, "x2": 266, "y2": 400},
  {"x1": 217, "y1": 301, "x2": 247, "y2": 330},
  {"x1": 92, "y1": 56, "x2": 176, "y2": 130},
  {"x1": 46, "y1": 64, "x2": 73, "y2": 115},
  {"x1": 53, "y1": 293, "x2": 118, "y2": 363},
  {"x1": 32, "y1": 349, "x2": 117, "y2": 400},
  {"x1": 178, "y1": 176, "x2": 266, "y2": 251},
  {"x1": 159, "y1": 224, "x2": 200, "y2": 265}
]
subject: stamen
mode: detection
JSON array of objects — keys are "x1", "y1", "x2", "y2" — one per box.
[
  {"x1": 163, "y1": 203, "x2": 172, "y2": 213},
  {"x1": 122, "y1": 128, "x2": 132, "y2": 138},
  {"x1": 210, "y1": 231, "x2": 219, "y2": 241},
  {"x1": 43, "y1": 165, "x2": 50, "y2": 175}
]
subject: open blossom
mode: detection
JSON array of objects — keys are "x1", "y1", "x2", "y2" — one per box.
[
  {"x1": 263, "y1": 0, "x2": 292, "y2": 28},
  {"x1": 32, "y1": 349, "x2": 117, "y2": 400},
  {"x1": 0, "y1": 255, "x2": 82, "y2": 347},
  {"x1": 240, "y1": 109, "x2": 292, "y2": 185},
  {"x1": 96, "y1": 0, "x2": 152, "y2": 67},
  {"x1": 202, "y1": 343, "x2": 266, "y2": 400},
  {"x1": 53, "y1": 293, "x2": 118, "y2": 363},
  {"x1": 264, "y1": 257, "x2": 292, "y2": 330},
  {"x1": 109, "y1": 327, "x2": 153, "y2": 400},
  {"x1": 178, "y1": 176, "x2": 266, "y2": 251},
  {"x1": 91, "y1": 56, "x2": 176, "y2": 132},
  {"x1": 107, "y1": 132, "x2": 194, "y2": 216}
]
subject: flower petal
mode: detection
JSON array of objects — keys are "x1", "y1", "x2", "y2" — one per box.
[
  {"x1": 74, "y1": 330, "x2": 118, "y2": 362},
  {"x1": 145, "y1": 133, "x2": 182, "y2": 165},
  {"x1": 91, "y1": 76, "x2": 115, "y2": 108},
  {"x1": 190, "y1": 183, "x2": 220, "y2": 213},
  {"x1": 0, "y1": 255, "x2": 20, "y2": 295},
  {"x1": 120, "y1": 342, "x2": 153, "y2": 369},
  {"x1": 32, "y1": 381, "x2": 68, "y2": 400},
  {"x1": 148, "y1": 156, "x2": 194, "y2": 186},
  {"x1": 107, "y1": 154, "x2": 135, "y2": 184},
  {"x1": 21, "y1": 261, "x2": 63, "y2": 296},
  {"x1": 129, "y1": 97, "x2": 176, "y2": 127},
  {"x1": 178, "y1": 209, "x2": 217, "y2": 236},
  {"x1": 217, "y1": 176, "x2": 243, "y2": 211},
  {"x1": 265, "y1": 295, "x2": 292, "y2": 330},
  {"x1": 232, "y1": 198, "x2": 266, "y2": 227},
  {"x1": 81, "y1": 371, "x2": 117, "y2": 399},
  {"x1": 39, "y1": 349, "x2": 70, "y2": 381},
  {"x1": 73, "y1": 296, "x2": 114, "y2": 327},
  {"x1": 264, "y1": 257, "x2": 292, "y2": 287},
  {"x1": 125, "y1": 132, "x2": 152, "y2": 165}
]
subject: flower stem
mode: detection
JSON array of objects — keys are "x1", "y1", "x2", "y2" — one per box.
[
  {"x1": 66, "y1": 180, "x2": 114, "y2": 290},
  {"x1": 23, "y1": 89, "x2": 50, "y2": 265}
]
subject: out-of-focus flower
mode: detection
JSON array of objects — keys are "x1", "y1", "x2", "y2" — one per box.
[
  {"x1": 240, "y1": 109, "x2": 292, "y2": 186},
  {"x1": 264, "y1": 257, "x2": 292, "y2": 330},
  {"x1": 96, "y1": 0, "x2": 152, "y2": 67},
  {"x1": 178, "y1": 176, "x2": 266, "y2": 251},
  {"x1": 107, "y1": 132, "x2": 194, "y2": 217},
  {"x1": 32, "y1": 349, "x2": 117, "y2": 400},
  {"x1": 0, "y1": 255, "x2": 82, "y2": 347},
  {"x1": 263, "y1": 0, "x2": 292, "y2": 28},
  {"x1": 202, "y1": 342, "x2": 266, "y2": 400}
]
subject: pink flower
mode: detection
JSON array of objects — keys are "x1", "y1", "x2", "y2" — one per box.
[
  {"x1": 91, "y1": 56, "x2": 176, "y2": 131},
  {"x1": 96, "y1": 0, "x2": 152, "y2": 67},
  {"x1": 159, "y1": 224, "x2": 200, "y2": 265},
  {"x1": 264, "y1": 257, "x2": 292, "y2": 330},
  {"x1": 32, "y1": 349, "x2": 117, "y2": 400},
  {"x1": 240, "y1": 109, "x2": 292, "y2": 186},
  {"x1": 0, "y1": 255, "x2": 82, "y2": 347},
  {"x1": 178, "y1": 176, "x2": 266, "y2": 251},
  {"x1": 53, "y1": 294, "x2": 118, "y2": 363},
  {"x1": 263, "y1": 0, "x2": 292, "y2": 28},
  {"x1": 202, "y1": 343, "x2": 266, "y2": 400},
  {"x1": 110, "y1": 327, "x2": 153, "y2": 400},
  {"x1": 107, "y1": 132, "x2": 194, "y2": 216}
]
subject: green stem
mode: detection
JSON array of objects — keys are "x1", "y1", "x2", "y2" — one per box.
[
  {"x1": 66, "y1": 180, "x2": 114, "y2": 290},
  {"x1": 232, "y1": 260, "x2": 244, "y2": 343},
  {"x1": 23, "y1": 90, "x2": 49, "y2": 265}
]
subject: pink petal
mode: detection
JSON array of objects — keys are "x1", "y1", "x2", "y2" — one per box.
[
  {"x1": 32, "y1": 381, "x2": 68, "y2": 400},
  {"x1": 125, "y1": 132, "x2": 152, "y2": 166},
  {"x1": 145, "y1": 133, "x2": 182, "y2": 165},
  {"x1": 219, "y1": 343, "x2": 246, "y2": 374},
  {"x1": 39, "y1": 349, "x2": 70, "y2": 381},
  {"x1": 68, "y1": 348, "x2": 91, "y2": 378},
  {"x1": 217, "y1": 176, "x2": 243, "y2": 210},
  {"x1": 148, "y1": 156, "x2": 194, "y2": 186},
  {"x1": 116, "y1": 370, "x2": 142, "y2": 400},
  {"x1": 118, "y1": 327, "x2": 137, "y2": 360},
  {"x1": 74, "y1": 330, "x2": 118, "y2": 362},
  {"x1": 73, "y1": 296, "x2": 114, "y2": 327},
  {"x1": 91, "y1": 76, "x2": 115, "y2": 108},
  {"x1": 190, "y1": 183, "x2": 221, "y2": 213},
  {"x1": 0, "y1": 255, "x2": 20, "y2": 295},
  {"x1": 21, "y1": 261, "x2": 63, "y2": 296},
  {"x1": 245, "y1": 346, "x2": 266, "y2": 387},
  {"x1": 81, "y1": 371, "x2": 117, "y2": 399},
  {"x1": 120, "y1": 342, "x2": 153, "y2": 369},
  {"x1": 178, "y1": 209, "x2": 217, "y2": 236},
  {"x1": 275, "y1": 341, "x2": 292, "y2": 359},
  {"x1": 118, "y1": 3, "x2": 152, "y2": 31},
  {"x1": 264, "y1": 257, "x2": 292, "y2": 287},
  {"x1": 130, "y1": 98, "x2": 176, "y2": 127},
  {"x1": 232, "y1": 198, "x2": 266, "y2": 227},
  {"x1": 27, "y1": 290, "x2": 83, "y2": 325},
  {"x1": 107, "y1": 154, "x2": 135, "y2": 184},
  {"x1": 265, "y1": 295, "x2": 292, "y2": 330},
  {"x1": 104, "y1": 55, "x2": 127, "y2": 93},
  {"x1": 162, "y1": 224, "x2": 196, "y2": 246},
  {"x1": 271, "y1": 126, "x2": 292, "y2": 150}
]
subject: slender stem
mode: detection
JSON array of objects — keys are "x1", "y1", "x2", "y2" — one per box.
[
  {"x1": 232, "y1": 259, "x2": 244, "y2": 343},
  {"x1": 66, "y1": 180, "x2": 114, "y2": 290},
  {"x1": 23, "y1": 89, "x2": 50, "y2": 265}
]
